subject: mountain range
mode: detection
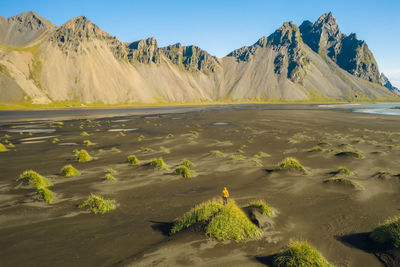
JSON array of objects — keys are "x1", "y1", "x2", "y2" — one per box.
[{"x1": 0, "y1": 11, "x2": 398, "y2": 105}]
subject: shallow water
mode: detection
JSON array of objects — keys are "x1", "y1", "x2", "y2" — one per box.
[
  {"x1": 319, "y1": 103, "x2": 400, "y2": 116},
  {"x1": 6, "y1": 129, "x2": 56, "y2": 133},
  {"x1": 107, "y1": 128, "x2": 138, "y2": 132},
  {"x1": 212, "y1": 122, "x2": 229, "y2": 126}
]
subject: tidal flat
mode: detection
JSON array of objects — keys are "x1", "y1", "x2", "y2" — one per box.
[{"x1": 0, "y1": 104, "x2": 400, "y2": 266}]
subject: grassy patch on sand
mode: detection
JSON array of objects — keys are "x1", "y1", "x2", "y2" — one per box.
[
  {"x1": 335, "y1": 166, "x2": 353, "y2": 175},
  {"x1": 370, "y1": 216, "x2": 400, "y2": 248},
  {"x1": 83, "y1": 140, "x2": 96, "y2": 146},
  {"x1": 0, "y1": 142, "x2": 7, "y2": 152},
  {"x1": 181, "y1": 159, "x2": 194, "y2": 168},
  {"x1": 160, "y1": 146, "x2": 170, "y2": 154},
  {"x1": 74, "y1": 149, "x2": 92, "y2": 162},
  {"x1": 171, "y1": 199, "x2": 261, "y2": 241},
  {"x1": 60, "y1": 164, "x2": 80, "y2": 177},
  {"x1": 246, "y1": 200, "x2": 273, "y2": 216},
  {"x1": 311, "y1": 145, "x2": 324, "y2": 152},
  {"x1": 273, "y1": 240, "x2": 334, "y2": 267},
  {"x1": 78, "y1": 194, "x2": 116, "y2": 214},
  {"x1": 323, "y1": 177, "x2": 363, "y2": 190},
  {"x1": 210, "y1": 150, "x2": 225, "y2": 157},
  {"x1": 104, "y1": 173, "x2": 117, "y2": 182},
  {"x1": 174, "y1": 165, "x2": 194, "y2": 178},
  {"x1": 80, "y1": 131, "x2": 90, "y2": 137},
  {"x1": 335, "y1": 151, "x2": 364, "y2": 159},
  {"x1": 254, "y1": 151, "x2": 271, "y2": 158},
  {"x1": 105, "y1": 168, "x2": 117, "y2": 174},
  {"x1": 274, "y1": 157, "x2": 308, "y2": 173},
  {"x1": 37, "y1": 187, "x2": 54, "y2": 204},
  {"x1": 17, "y1": 170, "x2": 53, "y2": 188},
  {"x1": 147, "y1": 158, "x2": 167, "y2": 169},
  {"x1": 127, "y1": 155, "x2": 139, "y2": 165}
]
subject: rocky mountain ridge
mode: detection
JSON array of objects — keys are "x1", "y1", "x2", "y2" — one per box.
[{"x1": 0, "y1": 11, "x2": 398, "y2": 104}]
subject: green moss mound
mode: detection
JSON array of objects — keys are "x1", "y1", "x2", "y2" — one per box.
[
  {"x1": 0, "y1": 142, "x2": 8, "y2": 152},
  {"x1": 174, "y1": 165, "x2": 194, "y2": 178},
  {"x1": 246, "y1": 200, "x2": 273, "y2": 216},
  {"x1": 370, "y1": 216, "x2": 400, "y2": 248},
  {"x1": 323, "y1": 177, "x2": 363, "y2": 190},
  {"x1": 273, "y1": 240, "x2": 334, "y2": 267},
  {"x1": 127, "y1": 155, "x2": 139, "y2": 165},
  {"x1": 274, "y1": 157, "x2": 308, "y2": 173},
  {"x1": 147, "y1": 158, "x2": 167, "y2": 169},
  {"x1": 75, "y1": 149, "x2": 92, "y2": 162},
  {"x1": 336, "y1": 166, "x2": 353, "y2": 175},
  {"x1": 60, "y1": 164, "x2": 80, "y2": 177},
  {"x1": 17, "y1": 170, "x2": 53, "y2": 188},
  {"x1": 171, "y1": 200, "x2": 261, "y2": 241},
  {"x1": 37, "y1": 187, "x2": 54, "y2": 204},
  {"x1": 78, "y1": 194, "x2": 116, "y2": 214}
]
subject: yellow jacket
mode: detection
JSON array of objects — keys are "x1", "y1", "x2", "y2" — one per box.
[{"x1": 222, "y1": 188, "x2": 229, "y2": 198}]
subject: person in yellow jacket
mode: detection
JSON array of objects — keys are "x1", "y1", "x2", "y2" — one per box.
[{"x1": 222, "y1": 187, "x2": 229, "y2": 205}]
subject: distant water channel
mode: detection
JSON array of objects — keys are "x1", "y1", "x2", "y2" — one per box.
[{"x1": 319, "y1": 103, "x2": 400, "y2": 116}]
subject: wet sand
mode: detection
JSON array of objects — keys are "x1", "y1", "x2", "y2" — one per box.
[{"x1": 0, "y1": 104, "x2": 400, "y2": 266}]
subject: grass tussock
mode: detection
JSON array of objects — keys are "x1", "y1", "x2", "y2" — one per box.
[
  {"x1": 246, "y1": 200, "x2": 273, "y2": 216},
  {"x1": 147, "y1": 158, "x2": 167, "y2": 169},
  {"x1": 60, "y1": 165, "x2": 80, "y2": 177},
  {"x1": 231, "y1": 154, "x2": 246, "y2": 163},
  {"x1": 273, "y1": 240, "x2": 334, "y2": 267},
  {"x1": 37, "y1": 187, "x2": 54, "y2": 203},
  {"x1": 370, "y1": 216, "x2": 400, "y2": 248},
  {"x1": 105, "y1": 168, "x2": 117, "y2": 174},
  {"x1": 127, "y1": 155, "x2": 139, "y2": 165},
  {"x1": 174, "y1": 165, "x2": 194, "y2": 178},
  {"x1": 83, "y1": 140, "x2": 96, "y2": 146},
  {"x1": 336, "y1": 166, "x2": 353, "y2": 175},
  {"x1": 210, "y1": 150, "x2": 225, "y2": 157},
  {"x1": 111, "y1": 147, "x2": 122, "y2": 153},
  {"x1": 138, "y1": 134, "x2": 145, "y2": 142},
  {"x1": 52, "y1": 138, "x2": 60, "y2": 144},
  {"x1": 181, "y1": 159, "x2": 194, "y2": 168},
  {"x1": 17, "y1": 170, "x2": 53, "y2": 188},
  {"x1": 80, "y1": 131, "x2": 90, "y2": 137},
  {"x1": 274, "y1": 157, "x2": 308, "y2": 173},
  {"x1": 104, "y1": 173, "x2": 117, "y2": 182},
  {"x1": 254, "y1": 151, "x2": 271, "y2": 158},
  {"x1": 0, "y1": 142, "x2": 8, "y2": 152},
  {"x1": 323, "y1": 177, "x2": 363, "y2": 190},
  {"x1": 140, "y1": 146, "x2": 154, "y2": 152},
  {"x1": 78, "y1": 193, "x2": 116, "y2": 214},
  {"x1": 160, "y1": 146, "x2": 170, "y2": 154},
  {"x1": 311, "y1": 145, "x2": 324, "y2": 152},
  {"x1": 335, "y1": 151, "x2": 364, "y2": 159},
  {"x1": 171, "y1": 199, "x2": 261, "y2": 241},
  {"x1": 74, "y1": 149, "x2": 92, "y2": 162}
]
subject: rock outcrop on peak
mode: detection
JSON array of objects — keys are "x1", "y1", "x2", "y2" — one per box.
[
  {"x1": 160, "y1": 43, "x2": 219, "y2": 73},
  {"x1": 127, "y1": 37, "x2": 160, "y2": 64},
  {"x1": 300, "y1": 12, "x2": 381, "y2": 84},
  {"x1": 48, "y1": 16, "x2": 126, "y2": 58},
  {"x1": 0, "y1": 11, "x2": 55, "y2": 47}
]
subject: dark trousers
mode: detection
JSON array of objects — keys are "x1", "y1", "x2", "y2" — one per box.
[{"x1": 223, "y1": 197, "x2": 228, "y2": 205}]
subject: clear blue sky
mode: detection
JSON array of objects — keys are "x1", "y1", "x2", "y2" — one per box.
[{"x1": 3, "y1": 0, "x2": 400, "y2": 87}]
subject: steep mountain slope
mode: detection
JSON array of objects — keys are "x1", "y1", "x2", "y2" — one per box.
[{"x1": 0, "y1": 12, "x2": 397, "y2": 105}]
